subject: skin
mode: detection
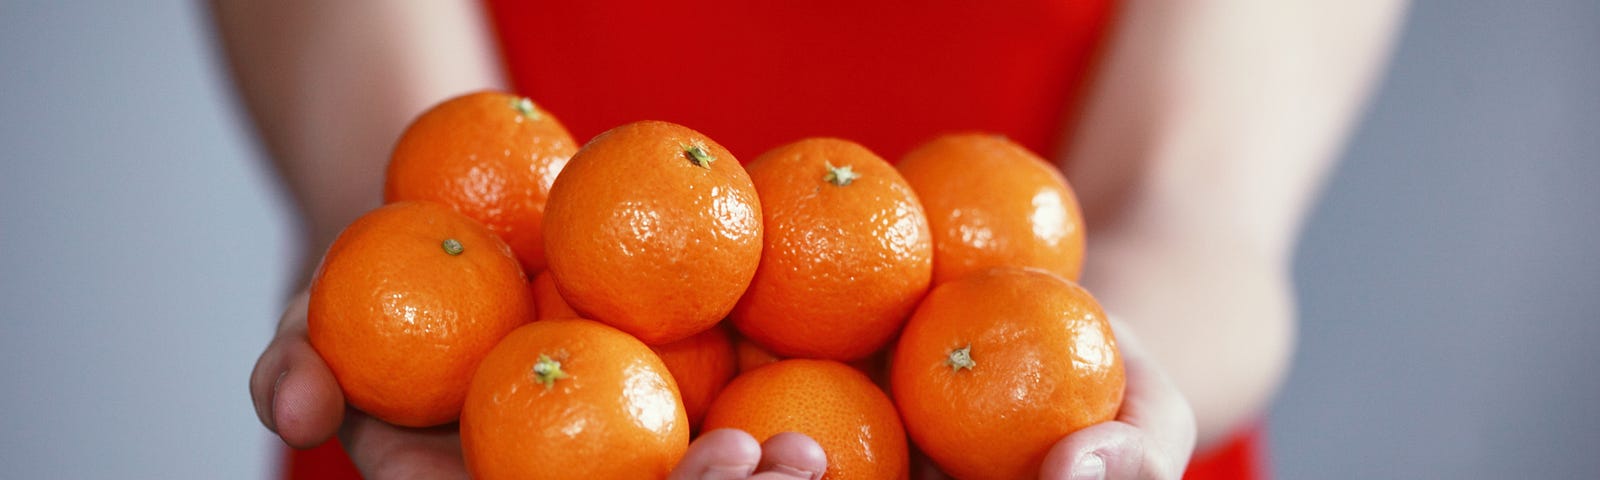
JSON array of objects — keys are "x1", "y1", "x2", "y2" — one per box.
[
  {"x1": 1064, "y1": 0, "x2": 1407, "y2": 451},
  {"x1": 216, "y1": 0, "x2": 1405, "y2": 477}
]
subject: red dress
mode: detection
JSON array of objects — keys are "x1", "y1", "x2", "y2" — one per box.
[{"x1": 284, "y1": 1, "x2": 1265, "y2": 478}]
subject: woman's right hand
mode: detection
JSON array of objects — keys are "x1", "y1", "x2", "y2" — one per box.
[{"x1": 248, "y1": 291, "x2": 469, "y2": 478}]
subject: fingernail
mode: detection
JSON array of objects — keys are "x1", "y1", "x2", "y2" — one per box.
[
  {"x1": 266, "y1": 370, "x2": 287, "y2": 432},
  {"x1": 1069, "y1": 452, "x2": 1106, "y2": 480},
  {"x1": 766, "y1": 463, "x2": 818, "y2": 479},
  {"x1": 701, "y1": 464, "x2": 756, "y2": 480}
]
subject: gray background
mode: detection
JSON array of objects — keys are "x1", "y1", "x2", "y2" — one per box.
[
  {"x1": 0, "y1": 1, "x2": 1594, "y2": 478},
  {"x1": 1271, "y1": 1, "x2": 1600, "y2": 478}
]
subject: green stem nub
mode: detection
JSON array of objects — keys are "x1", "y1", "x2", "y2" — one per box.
[
  {"x1": 512, "y1": 97, "x2": 541, "y2": 120},
  {"x1": 823, "y1": 161, "x2": 861, "y2": 186},
  {"x1": 946, "y1": 344, "x2": 975, "y2": 372},
  {"x1": 442, "y1": 238, "x2": 464, "y2": 256},
  {"x1": 683, "y1": 143, "x2": 716, "y2": 169},
  {"x1": 531, "y1": 354, "x2": 569, "y2": 388}
]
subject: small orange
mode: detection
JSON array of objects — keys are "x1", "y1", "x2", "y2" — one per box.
[
  {"x1": 385, "y1": 90, "x2": 577, "y2": 274},
  {"x1": 732, "y1": 138, "x2": 932, "y2": 361},
  {"x1": 308, "y1": 201, "x2": 534, "y2": 427},
  {"x1": 649, "y1": 325, "x2": 737, "y2": 432},
  {"x1": 891, "y1": 267, "x2": 1124, "y2": 480},
  {"x1": 536, "y1": 269, "x2": 733, "y2": 432},
  {"x1": 735, "y1": 336, "x2": 782, "y2": 374},
  {"x1": 703, "y1": 359, "x2": 909, "y2": 480},
  {"x1": 531, "y1": 269, "x2": 579, "y2": 320},
  {"x1": 897, "y1": 133, "x2": 1086, "y2": 284},
  {"x1": 543, "y1": 120, "x2": 762, "y2": 344},
  {"x1": 461, "y1": 318, "x2": 689, "y2": 480},
  {"x1": 735, "y1": 335, "x2": 888, "y2": 387}
]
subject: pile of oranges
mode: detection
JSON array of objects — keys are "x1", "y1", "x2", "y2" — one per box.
[{"x1": 307, "y1": 91, "x2": 1125, "y2": 480}]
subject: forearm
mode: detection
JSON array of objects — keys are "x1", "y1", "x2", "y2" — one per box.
[
  {"x1": 1063, "y1": 0, "x2": 1406, "y2": 449},
  {"x1": 1083, "y1": 225, "x2": 1296, "y2": 451},
  {"x1": 210, "y1": 0, "x2": 504, "y2": 271}
]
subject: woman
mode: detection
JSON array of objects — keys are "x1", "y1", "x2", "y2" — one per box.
[{"x1": 215, "y1": 1, "x2": 1404, "y2": 478}]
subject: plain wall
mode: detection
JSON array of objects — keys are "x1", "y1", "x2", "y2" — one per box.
[
  {"x1": 0, "y1": 0, "x2": 1595, "y2": 478},
  {"x1": 1271, "y1": 0, "x2": 1600, "y2": 478},
  {"x1": 0, "y1": 1, "x2": 287, "y2": 478}
]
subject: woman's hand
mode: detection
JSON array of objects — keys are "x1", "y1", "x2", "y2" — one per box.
[
  {"x1": 248, "y1": 291, "x2": 467, "y2": 478},
  {"x1": 251, "y1": 293, "x2": 1186, "y2": 479},
  {"x1": 911, "y1": 319, "x2": 1197, "y2": 480},
  {"x1": 1037, "y1": 320, "x2": 1196, "y2": 479},
  {"x1": 249, "y1": 291, "x2": 830, "y2": 480},
  {"x1": 668, "y1": 430, "x2": 828, "y2": 480}
]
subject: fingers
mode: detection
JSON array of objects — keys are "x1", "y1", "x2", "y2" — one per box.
[
  {"x1": 1040, "y1": 422, "x2": 1143, "y2": 479},
  {"x1": 249, "y1": 291, "x2": 345, "y2": 448},
  {"x1": 1038, "y1": 320, "x2": 1196, "y2": 479},
  {"x1": 262, "y1": 293, "x2": 467, "y2": 479},
  {"x1": 668, "y1": 429, "x2": 762, "y2": 480},
  {"x1": 668, "y1": 430, "x2": 827, "y2": 480},
  {"x1": 248, "y1": 338, "x2": 284, "y2": 432},
  {"x1": 749, "y1": 432, "x2": 827, "y2": 480},
  {"x1": 338, "y1": 411, "x2": 468, "y2": 480},
  {"x1": 1107, "y1": 319, "x2": 1197, "y2": 471}
]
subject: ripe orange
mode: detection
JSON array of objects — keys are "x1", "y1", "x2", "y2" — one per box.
[
  {"x1": 543, "y1": 120, "x2": 762, "y2": 345},
  {"x1": 736, "y1": 335, "x2": 889, "y2": 388},
  {"x1": 461, "y1": 318, "x2": 689, "y2": 480},
  {"x1": 531, "y1": 269, "x2": 579, "y2": 320},
  {"x1": 896, "y1": 133, "x2": 1086, "y2": 284},
  {"x1": 307, "y1": 201, "x2": 534, "y2": 427},
  {"x1": 731, "y1": 138, "x2": 932, "y2": 361},
  {"x1": 703, "y1": 359, "x2": 909, "y2": 480},
  {"x1": 648, "y1": 325, "x2": 737, "y2": 432},
  {"x1": 534, "y1": 268, "x2": 732, "y2": 431},
  {"x1": 735, "y1": 336, "x2": 782, "y2": 373},
  {"x1": 385, "y1": 90, "x2": 578, "y2": 274},
  {"x1": 890, "y1": 267, "x2": 1124, "y2": 480}
]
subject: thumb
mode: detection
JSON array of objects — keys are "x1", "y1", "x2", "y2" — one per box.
[
  {"x1": 1040, "y1": 421, "x2": 1173, "y2": 479},
  {"x1": 1038, "y1": 318, "x2": 1195, "y2": 479}
]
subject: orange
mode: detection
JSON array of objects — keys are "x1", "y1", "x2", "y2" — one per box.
[
  {"x1": 703, "y1": 359, "x2": 909, "y2": 480},
  {"x1": 307, "y1": 201, "x2": 534, "y2": 427},
  {"x1": 532, "y1": 269, "x2": 733, "y2": 430},
  {"x1": 890, "y1": 267, "x2": 1124, "y2": 480},
  {"x1": 385, "y1": 90, "x2": 578, "y2": 274},
  {"x1": 731, "y1": 138, "x2": 932, "y2": 361},
  {"x1": 461, "y1": 318, "x2": 689, "y2": 480},
  {"x1": 896, "y1": 133, "x2": 1086, "y2": 284},
  {"x1": 649, "y1": 325, "x2": 737, "y2": 432},
  {"x1": 735, "y1": 336, "x2": 782, "y2": 374},
  {"x1": 736, "y1": 335, "x2": 889, "y2": 388},
  {"x1": 543, "y1": 120, "x2": 762, "y2": 344},
  {"x1": 531, "y1": 269, "x2": 579, "y2": 320},
  {"x1": 535, "y1": 269, "x2": 732, "y2": 431}
]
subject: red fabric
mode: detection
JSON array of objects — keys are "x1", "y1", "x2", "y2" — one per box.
[
  {"x1": 284, "y1": 2, "x2": 1269, "y2": 478},
  {"x1": 284, "y1": 439, "x2": 360, "y2": 480},
  {"x1": 1185, "y1": 425, "x2": 1269, "y2": 480},
  {"x1": 484, "y1": 0, "x2": 1116, "y2": 162}
]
